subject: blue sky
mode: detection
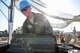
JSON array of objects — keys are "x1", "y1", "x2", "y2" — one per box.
[
  {"x1": 0, "y1": 0, "x2": 10, "y2": 31},
  {"x1": 0, "y1": 0, "x2": 80, "y2": 32}
]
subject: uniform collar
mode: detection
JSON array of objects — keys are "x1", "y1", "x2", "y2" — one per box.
[{"x1": 28, "y1": 13, "x2": 34, "y2": 24}]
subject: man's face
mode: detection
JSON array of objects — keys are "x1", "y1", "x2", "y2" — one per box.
[{"x1": 21, "y1": 6, "x2": 31, "y2": 17}]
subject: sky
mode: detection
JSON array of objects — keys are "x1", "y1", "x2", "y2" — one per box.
[
  {"x1": 0, "y1": 0, "x2": 80, "y2": 32},
  {"x1": 0, "y1": 0, "x2": 10, "y2": 31}
]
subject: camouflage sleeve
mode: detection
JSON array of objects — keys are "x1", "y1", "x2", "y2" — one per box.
[
  {"x1": 45, "y1": 22, "x2": 56, "y2": 41},
  {"x1": 22, "y1": 19, "x2": 29, "y2": 36},
  {"x1": 40, "y1": 14, "x2": 53, "y2": 37},
  {"x1": 37, "y1": 13, "x2": 54, "y2": 37},
  {"x1": 46, "y1": 24, "x2": 53, "y2": 36}
]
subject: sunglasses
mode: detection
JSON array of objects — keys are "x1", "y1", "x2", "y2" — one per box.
[{"x1": 21, "y1": 6, "x2": 30, "y2": 12}]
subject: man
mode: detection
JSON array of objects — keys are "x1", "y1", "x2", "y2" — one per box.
[
  {"x1": 10, "y1": 0, "x2": 55, "y2": 53},
  {"x1": 19, "y1": 0, "x2": 54, "y2": 37},
  {"x1": 19, "y1": 0, "x2": 55, "y2": 52}
]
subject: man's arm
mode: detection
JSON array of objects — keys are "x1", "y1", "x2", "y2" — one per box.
[{"x1": 22, "y1": 19, "x2": 29, "y2": 36}]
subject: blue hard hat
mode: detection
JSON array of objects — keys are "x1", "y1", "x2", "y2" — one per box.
[{"x1": 19, "y1": 0, "x2": 30, "y2": 10}]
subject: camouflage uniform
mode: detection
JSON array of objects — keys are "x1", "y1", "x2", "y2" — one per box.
[{"x1": 22, "y1": 12, "x2": 53, "y2": 37}]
